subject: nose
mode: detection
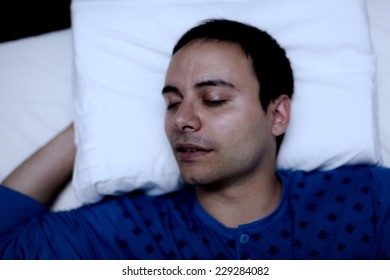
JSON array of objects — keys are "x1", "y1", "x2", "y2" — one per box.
[{"x1": 173, "y1": 101, "x2": 201, "y2": 133}]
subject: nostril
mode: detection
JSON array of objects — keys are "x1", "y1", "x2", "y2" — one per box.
[{"x1": 181, "y1": 125, "x2": 194, "y2": 131}]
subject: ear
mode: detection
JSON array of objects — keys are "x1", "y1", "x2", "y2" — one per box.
[{"x1": 269, "y1": 94, "x2": 291, "y2": 137}]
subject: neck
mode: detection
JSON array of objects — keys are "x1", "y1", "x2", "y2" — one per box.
[{"x1": 195, "y1": 170, "x2": 282, "y2": 228}]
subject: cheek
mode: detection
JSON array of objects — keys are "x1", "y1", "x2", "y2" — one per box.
[
  {"x1": 216, "y1": 104, "x2": 267, "y2": 132},
  {"x1": 164, "y1": 116, "x2": 173, "y2": 141},
  {"x1": 215, "y1": 109, "x2": 271, "y2": 150}
]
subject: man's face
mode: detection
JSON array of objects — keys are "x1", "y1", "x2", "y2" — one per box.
[{"x1": 163, "y1": 40, "x2": 277, "y2": 188}]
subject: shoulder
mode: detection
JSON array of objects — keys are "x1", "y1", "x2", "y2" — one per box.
[
  {"x1": 277, "y1": 165, "x2": 388, "y2": 210},
  {"x1": 92, "y1": 186, "x2": 195, "y2": 216},
  {"x1": 277, "y1": 165, "x2": 390, "y2": 259},
  {"x1": 278, "y1": 164, "x2": 387, "y2": 190}
]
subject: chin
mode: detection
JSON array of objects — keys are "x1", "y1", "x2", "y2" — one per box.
[
  {"x1": 180, "y1": 171, "x2": 208, "y2": 187},
  {"x1": 180, "y1": 173, "x2": 222, "y2": 190},
  {"x1": 179, "y1": 163, "x2": 227, "y2": 188}
]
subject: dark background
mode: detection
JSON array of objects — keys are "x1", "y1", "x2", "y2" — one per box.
[{"x1": 0, "y1": 0, "x2": 71, "y2": 43}]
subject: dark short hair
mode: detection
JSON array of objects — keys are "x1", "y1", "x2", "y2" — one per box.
[{"x1": 172, "y1": 19, "x2": 294, "y2": 151}]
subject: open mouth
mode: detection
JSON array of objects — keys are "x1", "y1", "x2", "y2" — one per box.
[
  {"x1": 177, "y1": 147, "x2": 205, "y2": 153},
  {"x1": 175, "y1": 144, "x2": 212, "y2": 161}
]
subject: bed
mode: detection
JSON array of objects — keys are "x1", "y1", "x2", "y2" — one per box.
[{"x1": 0, "y1": 0, "x2": 389, "y2": 211}]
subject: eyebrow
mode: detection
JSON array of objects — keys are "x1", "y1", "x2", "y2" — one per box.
[
  {"x1": 195, "y1": 79, "x2": 236, "y2": 90},
  {"x1": 162, "y1": 85, "x2": 179, "y2": 95},
  {"x1": 162, "y1": 79, "x2": 236, "y2": 95}
]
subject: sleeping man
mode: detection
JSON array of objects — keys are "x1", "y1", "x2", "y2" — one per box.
[{"x1": 1, "y1": 19, "x2": 389, "y2": 259}]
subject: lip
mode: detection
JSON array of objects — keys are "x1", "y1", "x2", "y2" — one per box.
[{"x1": 174, "y1": 143, "x2": 212, "y2": 161}]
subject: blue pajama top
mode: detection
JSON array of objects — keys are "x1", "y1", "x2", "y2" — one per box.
[{"x1": 0, "y1": 165, "x2": 389, "y2": 259}]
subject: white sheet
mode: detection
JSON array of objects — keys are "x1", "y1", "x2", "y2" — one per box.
[{"x1": 0, "y1": 30, "x2": 82, "y2": 210}]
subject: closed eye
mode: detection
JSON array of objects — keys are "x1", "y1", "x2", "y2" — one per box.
[
  {"x1": 167, "y1": 102, "x2": 181, "y2": 110},
  {"x1": 203, "y1": 100, "x2": 227, "y2": 107}
]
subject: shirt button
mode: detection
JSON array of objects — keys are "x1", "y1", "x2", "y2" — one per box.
[{"x1": 239, "y1": 233, "x2": 250, "y2": 244}]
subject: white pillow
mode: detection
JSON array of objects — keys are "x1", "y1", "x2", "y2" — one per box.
[
  {"x1": 71, "y1": 0, "x2": 381, "y2": 204},
  {"x1": 367, "y1": 0, "x2": 390, "y2": 167}
]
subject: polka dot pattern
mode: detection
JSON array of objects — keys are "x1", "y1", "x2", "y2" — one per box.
[{"x1": 1, "y1": 165, "x2": 389, "y2": 259}]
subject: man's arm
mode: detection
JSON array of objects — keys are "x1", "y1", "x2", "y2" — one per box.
[{"x1": 1, "y1": 123, "x2": 75, "y2": 205}]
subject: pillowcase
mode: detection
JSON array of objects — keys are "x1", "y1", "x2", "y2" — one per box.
[
  {"x1": 367, "y1": 0, "x2": 390, "y2": 167},
  {"x1": 71, "y1": 0, "x2": 381, "y2": 204}
]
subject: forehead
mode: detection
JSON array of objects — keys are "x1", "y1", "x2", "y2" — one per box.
[
  {"x1": 165, "y1": 40, "x2": 255, "y2": 84},
  {"x1": 172, "y1": 39, "x2": 247, "y2": 61}
]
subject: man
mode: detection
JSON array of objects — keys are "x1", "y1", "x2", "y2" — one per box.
[{"x1": 0, "y1": 19, "x2": 389, "y2": 259}]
